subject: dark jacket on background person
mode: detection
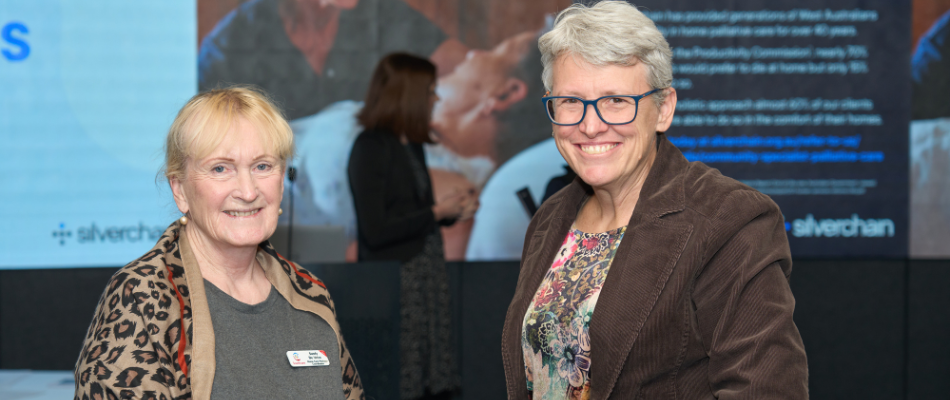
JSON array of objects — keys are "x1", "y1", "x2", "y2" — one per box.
[
  {"x1": 502, "y1": 135, "x2": 808, "y2": 399},
  {"x1": 348, "y1": 129, "x2": 444, "y2": 262}
]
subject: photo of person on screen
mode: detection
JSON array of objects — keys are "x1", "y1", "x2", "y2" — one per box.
[
  {"x1": 198, "y1": 0, "x2": 467, "y2": 120},
  {"x1": 910, "y1": 7, "x2": 950, "y2": 257},
  {"x1": 199, "y1": 0, "x2": 558, "y2": 261},
  {"x1": 287, "y1": 29, "x2": 549, "y2": 260},
  {"x1": 431, "y1": 30, "x2": 549, "y2": 168}
]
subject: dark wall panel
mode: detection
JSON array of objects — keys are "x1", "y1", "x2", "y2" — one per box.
[
  {"x1": 907, "y1": 260, "x2": 950, "y2": 400},
  {"x1": 4, "y1": 259, "x2": 948, "y2": 400},
  {"x1": 458, "y1": 261, "x2": 520, "y2": 400},
  {"x1": 790, "y1": 260, "x2": 906, "y2": 400},
  {"x1": 305, "y1": 262, "x2": 403, "y2": 400},
  {"x1": 0, "y1": 267, "x2": 119, "y2": 370}
]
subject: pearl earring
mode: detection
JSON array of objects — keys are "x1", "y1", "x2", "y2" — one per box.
[
  {"x1": 278, "y1": 208, "x2": 283, "y2": 216},
  {"x1": 179, "y1": 216, "x2": 188, "y2": 225}
]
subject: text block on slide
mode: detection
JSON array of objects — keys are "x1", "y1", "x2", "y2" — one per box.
[{"x1": 643, "y1": 0, "x2": 910, "y2": 257}]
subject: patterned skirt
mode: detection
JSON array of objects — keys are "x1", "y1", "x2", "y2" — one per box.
[{"x1": 399, "y1": 231, "x2": 459, "y2": 399}]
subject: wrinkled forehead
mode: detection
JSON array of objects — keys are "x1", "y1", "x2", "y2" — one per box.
[{"x1": 551, "y1": 53, "x2": 649, "y2": 90}]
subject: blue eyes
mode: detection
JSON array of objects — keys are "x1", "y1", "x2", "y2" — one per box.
[{"x1": 209, "y1": 164, "x2": 271, "y2": 173}]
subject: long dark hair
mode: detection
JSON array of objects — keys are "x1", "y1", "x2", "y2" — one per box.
[{"x1": 357, "y1": 53, "x2": 437, "y2": 144}]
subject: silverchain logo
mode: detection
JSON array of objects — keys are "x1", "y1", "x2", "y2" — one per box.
[
  {"x1": 51, "y1": 222, "x2": 165, "y2": 245},
  {"x1": 52, "y1": 223, "x2": 72, "y2": 246},
  {"x1": 790, "y1": 213, "x2": 895, "y2": 238}
]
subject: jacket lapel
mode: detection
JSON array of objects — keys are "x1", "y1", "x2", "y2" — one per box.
[
  {"x1": 586, "y1": 136, "x2": 694, "y2": 399},
  {"x1": 400, "y1": 140, "x2": 429, "y2": 204},
  {"x1": 178, "y1": 231, "x2": 215, "y2": 400},
  {"x1": 519, "y1": 207, "x2": 577, "y2": 306},
  {"x1": 502, "y1": 185, "x2": 580, "y2": 399}
]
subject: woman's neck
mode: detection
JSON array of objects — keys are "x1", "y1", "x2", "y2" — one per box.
[
  {"x1": 575, "y1": 151, "x2": 657, "y2": 233},
  {"x1": 184, "y1": 226, "x2": 271, "y2": 304},
  {"x1": 576, "y1": 182, "x2": 643, "y2": 233}
]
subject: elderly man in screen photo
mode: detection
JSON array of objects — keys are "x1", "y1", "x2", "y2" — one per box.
[
  {"x1": 199, "y1": 0, "x2": 468, "y2": 121},
  {"x1": 500, "y1": 2, "x2": 809, "y2": 399},
  {"x1": 74, "y1": 87, "x2": 364, "y2": 400}
]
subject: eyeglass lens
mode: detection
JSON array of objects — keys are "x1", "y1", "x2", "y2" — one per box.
[{"x1": 545, "y1": 96, "x2": 640, "y2": 125}]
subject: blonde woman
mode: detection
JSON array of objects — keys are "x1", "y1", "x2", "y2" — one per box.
[{"x1": 75, "y1": 87, "x2": 364, "y2": 400}]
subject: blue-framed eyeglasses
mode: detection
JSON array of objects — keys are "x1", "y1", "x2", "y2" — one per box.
[{"x1": 541, "y1": 88, "x2": 661, "y2": 126}]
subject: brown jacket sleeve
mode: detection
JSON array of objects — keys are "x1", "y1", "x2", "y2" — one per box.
[{"x1": 692, "y1": 190, "x2": 809, "y2": 399}]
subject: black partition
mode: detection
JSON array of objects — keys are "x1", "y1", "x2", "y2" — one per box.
[
  {"x1": 455, "y1": 262, "x2": 521, "y2": 400},
  {"x1": 790, "y1": 260, "x2": 907, "y2": 400},
  {"x1": 2, "y1": 260, "x2": 949, "y2": 400},
  {"x1": 0, "y1": 267, "x2": 119, "y2": 371},
  {"x1": 306, "y1": 262, "x2": 403, "y2": 400},
  {"x1": 906, "y1": 260, "x2": 950, "y2": 400}
]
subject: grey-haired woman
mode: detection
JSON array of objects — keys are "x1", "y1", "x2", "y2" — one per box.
[{"x1": 501, "y1": 2, "x2": 808, "y2": 398}]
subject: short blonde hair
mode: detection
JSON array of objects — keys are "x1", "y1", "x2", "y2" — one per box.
[
  {"x1": 539, "y1": 1, "x2": 673, "y2": 107},
  {"x1": 162, "y1": 86, "x2": 294, "y2": 182}
]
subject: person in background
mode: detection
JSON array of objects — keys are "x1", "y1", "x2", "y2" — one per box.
[
  {"x1": 348, "y1": 53, "x2": 476, "y2": 400},
  {"x1": 501, "y1": 2, "x2": 808, "y2": 398},
  {"x1": 74, "y1": 87, "x2": 364, "y2": 400},
  {"x1": 282, "y1": 29, "x2": 544, "y2": 261},
  {"x1": 430, "y1": 30, "x2": 546, "y2": 167}
]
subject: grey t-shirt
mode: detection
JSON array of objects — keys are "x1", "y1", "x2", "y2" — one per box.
[{"x1": 205, "y1": 280, "x2": 344, "y2": 399}]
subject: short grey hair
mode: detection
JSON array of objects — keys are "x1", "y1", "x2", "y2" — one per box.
[{"x1": 539, "y1": 1, "x2": 673, "y2": 107}]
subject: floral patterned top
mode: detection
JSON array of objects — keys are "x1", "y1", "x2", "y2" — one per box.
[{"x1": 521, "y1": 224, "x2": 627, "y2": 399}]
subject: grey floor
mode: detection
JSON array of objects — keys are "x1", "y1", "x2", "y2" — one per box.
[{"x1": 0, "y1": 370, "x2": 74, "y2": 400}]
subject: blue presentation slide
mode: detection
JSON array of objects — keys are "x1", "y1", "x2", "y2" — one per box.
[
  {"x1": 642, "y1": 0, "x2": 910, "y2": 257},
  {"x1": 0, "y1": 1, "x2": 196, "y2": 268}
]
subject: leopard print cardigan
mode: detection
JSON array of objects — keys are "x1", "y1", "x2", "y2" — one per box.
[{"x1": 74, "y1": 221, "x2": 365, "y2": 400}]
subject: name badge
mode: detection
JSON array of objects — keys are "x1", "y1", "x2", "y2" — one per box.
[{"x1": 286, "y1": 350, "x2": 330, "y2": 367}]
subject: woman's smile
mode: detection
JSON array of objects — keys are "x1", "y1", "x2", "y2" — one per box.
[
  {"x1": 224, "y1": 208, "x2": 262, "y2": 218},
  {"x1": 577, "y1": 142, "x2": 619, "y2": 155}
]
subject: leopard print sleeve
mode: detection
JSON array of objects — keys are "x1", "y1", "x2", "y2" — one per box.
[
  {"x1": 339, "y1": 335, "x2": 366, "y2": 400},
  {"x1": 74, "y1": 260, "x2": 189, "y2": 400}
]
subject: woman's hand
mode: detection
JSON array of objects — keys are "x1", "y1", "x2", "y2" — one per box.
[
  {"x1": 432, "y1": 189, "x2": 472, "y2": 221},
  {"x1": 458, "y1": 191, "x2": 480, "y2": 221}
]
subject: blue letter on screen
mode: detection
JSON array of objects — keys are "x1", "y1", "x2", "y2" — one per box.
[{"x1": 2, "y1": 22, "x2": 30, "y2": 61}]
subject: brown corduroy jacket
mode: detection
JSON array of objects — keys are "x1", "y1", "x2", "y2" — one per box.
[{"x1": 502, "y1": 135, "x2": 808, "y2": 399}]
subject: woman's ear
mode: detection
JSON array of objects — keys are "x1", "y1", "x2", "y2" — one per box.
[
  {"x1": 170, "y1": 177, "x2": 190, "y2": 215},
  {"x1": 655, "y1": 87, "x2": 677, "y2": 133},
  {"x1": 483, "y1": 77, "x2": 528, "y2": 115}
]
